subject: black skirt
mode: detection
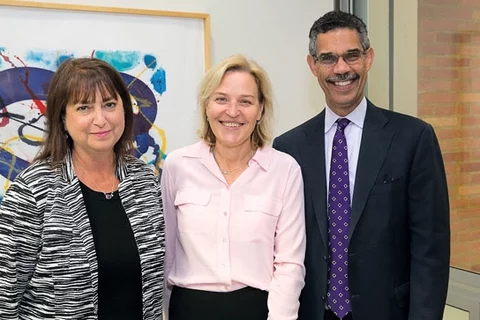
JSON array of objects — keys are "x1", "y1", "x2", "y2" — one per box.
[{"x1": 169, "y1": 286, "x2": 268, "y2": 320}]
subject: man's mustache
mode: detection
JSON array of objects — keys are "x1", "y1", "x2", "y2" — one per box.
[{"x1": 326, "y1": 73, "x2": 359, "y2": 82}]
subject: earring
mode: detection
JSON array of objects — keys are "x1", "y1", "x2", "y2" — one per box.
[
  {"x1": 65, "y1": 131, "x2": 69, "y2": 140},
  {"x1": 256, "y1": 120, "x2": 260, "y2": 124}
]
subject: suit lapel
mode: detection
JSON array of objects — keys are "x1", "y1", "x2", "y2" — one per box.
[
  {"x1": 300, "y1": 111, "x2": 329, "y2": 251},
  {"x1": 349, "y1": 102, "x2": 393, "y2": 238}
]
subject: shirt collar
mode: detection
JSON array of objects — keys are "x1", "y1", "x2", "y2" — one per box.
[
  {"x1": 183, "y1": 140, "x2": 211, "y2": 159},
  {"x1": 250, "y1": 146, "x2": 271, "y2": 171},
  {"x1": 324, "y1": 96, "x2": 367, "y2": 133},
  {"x1": 184, "y1": 140, "x2": 271, "y2": 171}
]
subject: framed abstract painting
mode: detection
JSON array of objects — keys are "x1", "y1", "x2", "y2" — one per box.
[{"x1": 0, "y1": 0, "x2": 210, "y2": 201}]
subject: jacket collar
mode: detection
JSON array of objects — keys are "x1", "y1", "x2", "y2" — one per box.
[{"x1": 61, "y1": 149, "x2": 129, "y2": 182}]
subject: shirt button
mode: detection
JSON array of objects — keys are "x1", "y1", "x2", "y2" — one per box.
[
  {"x1": 222, "y1": 238, "x2": 227, "y2": 243},
  {"x1": 223, "y1": 212, "x2": 227, "y2": 216}
]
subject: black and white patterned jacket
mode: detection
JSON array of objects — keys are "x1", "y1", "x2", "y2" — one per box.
[{"x1": 0, "y1": 153, "x2": 165, "y2": 319}]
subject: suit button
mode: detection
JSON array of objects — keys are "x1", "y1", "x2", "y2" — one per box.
[
  {"x1": 323, "y1": 256, "x2": 327, "y2": 261},
  {"x1": 321, "y1": 296, "x2": 325, "y2": 300}
]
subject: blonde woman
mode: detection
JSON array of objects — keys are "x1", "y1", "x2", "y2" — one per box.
[{"x1": 162, "y1": 55, "x2": 306, "y2": 320}]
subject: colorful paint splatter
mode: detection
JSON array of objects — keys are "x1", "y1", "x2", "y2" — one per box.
[{"x1": 0, "y1": 48, "x2": 168, "y2": 202}]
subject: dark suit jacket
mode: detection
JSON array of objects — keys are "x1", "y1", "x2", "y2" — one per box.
[{"x1": 273, "y1": 100, "x2": 450, "y2": 320}]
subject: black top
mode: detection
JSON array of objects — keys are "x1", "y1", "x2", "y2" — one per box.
[{"x1": 80, "y1": 182, "x2": 143, "y2": 320}]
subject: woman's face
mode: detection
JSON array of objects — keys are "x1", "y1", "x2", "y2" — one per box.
[
  {"x1": 64, "y1": 89, "x2": 125, "y2": 158},
  {"x1": 206, "y1": 70, "x2": 263, "y2": 150}
]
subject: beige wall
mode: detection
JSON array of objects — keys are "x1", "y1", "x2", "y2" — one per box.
[
  {"x1": 393, "y1": 0, "x2": 417, "y2": 116},
  {"x1": 444, "y1": 305, "x2": 469, "y2": 320},
  {"x1": 364, "y1": 0, "x2": 417, "y2": 116},
  {"x1": 364, "y1": 0, "x2": 390, "y2": 109}
]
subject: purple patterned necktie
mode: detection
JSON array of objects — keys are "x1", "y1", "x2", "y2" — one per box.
[{"x1": 327, "y1": 118, "x2": 352, "y2": 319}]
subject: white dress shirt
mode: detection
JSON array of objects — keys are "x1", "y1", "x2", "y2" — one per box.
[{"x1": 324, "y1": 97, "x2": 367, "y2": 203}]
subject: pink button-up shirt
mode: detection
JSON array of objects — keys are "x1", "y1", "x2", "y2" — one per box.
[{"x1": 161, "y1": 141, "x2": 306, "y2": 320}]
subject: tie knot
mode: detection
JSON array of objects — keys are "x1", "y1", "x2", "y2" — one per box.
[{"x1": 336, "y1": 118, "x2": 350, "y2": 131}]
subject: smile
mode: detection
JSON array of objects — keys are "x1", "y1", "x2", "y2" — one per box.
[
  {"x1": 333, "y1": 80, "x2": 353, "y2": 87},
  {"x1": 220, "y1": 121, "x2": 243, "y2": 127},
  {"x1": 92, "y1": 131, "x2": 110, "y2": 137},
  {"x1": 327, "y1": 73, "x2": 359, "y2": 88}
]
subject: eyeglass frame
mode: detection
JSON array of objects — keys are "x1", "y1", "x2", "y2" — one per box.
[{"x1": 312, "y1": 48, "x2": 370, "y2": 67}]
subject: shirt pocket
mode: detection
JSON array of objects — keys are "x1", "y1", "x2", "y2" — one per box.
[
  {"x1": 239, "y1": 195, "x2": 282, "y2": 245},
  {"x1": 174, "y1": 188, "x2": 212, "y2": 234}
]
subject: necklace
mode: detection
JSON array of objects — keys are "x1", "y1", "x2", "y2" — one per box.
[
  {"x1": 74, "y1": 153, "x2": 116, "y2": 200},
  {"x1": 220, "y1": 164, "x2": 249, "y2": 176},
  {"x1": 213, "y1": 147, "x2": 255, "y2": 176}
]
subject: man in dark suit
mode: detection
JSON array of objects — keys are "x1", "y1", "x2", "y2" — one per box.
[{"x1": 273, "y1": 11, "x2": 450, "y2": 320}]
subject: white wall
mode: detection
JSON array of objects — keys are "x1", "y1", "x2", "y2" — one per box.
[{"x1": 13, "y1": 0, "x2": 331, "y2": 140}]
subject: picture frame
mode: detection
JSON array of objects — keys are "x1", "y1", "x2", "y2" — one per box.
[{"x1": 0, "y1": 0, "x2": 210, "y2": 200}]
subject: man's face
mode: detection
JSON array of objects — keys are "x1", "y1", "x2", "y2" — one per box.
[{"x1": 307, "y1": 28, "x2": 374, "y2": 116}]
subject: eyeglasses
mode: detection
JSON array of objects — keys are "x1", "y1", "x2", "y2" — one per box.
[{"x1": 313, "y1": 49, "x2": 367, "y2": 66}]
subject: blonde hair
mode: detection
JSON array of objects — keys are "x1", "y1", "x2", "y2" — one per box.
[{"x1": 198, "y1": 54, "x2": 273, "y2": 149}]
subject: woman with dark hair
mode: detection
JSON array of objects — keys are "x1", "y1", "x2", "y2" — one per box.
[{"x1": 0, "y1": 57, "x2": 164, "y2": 320}]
